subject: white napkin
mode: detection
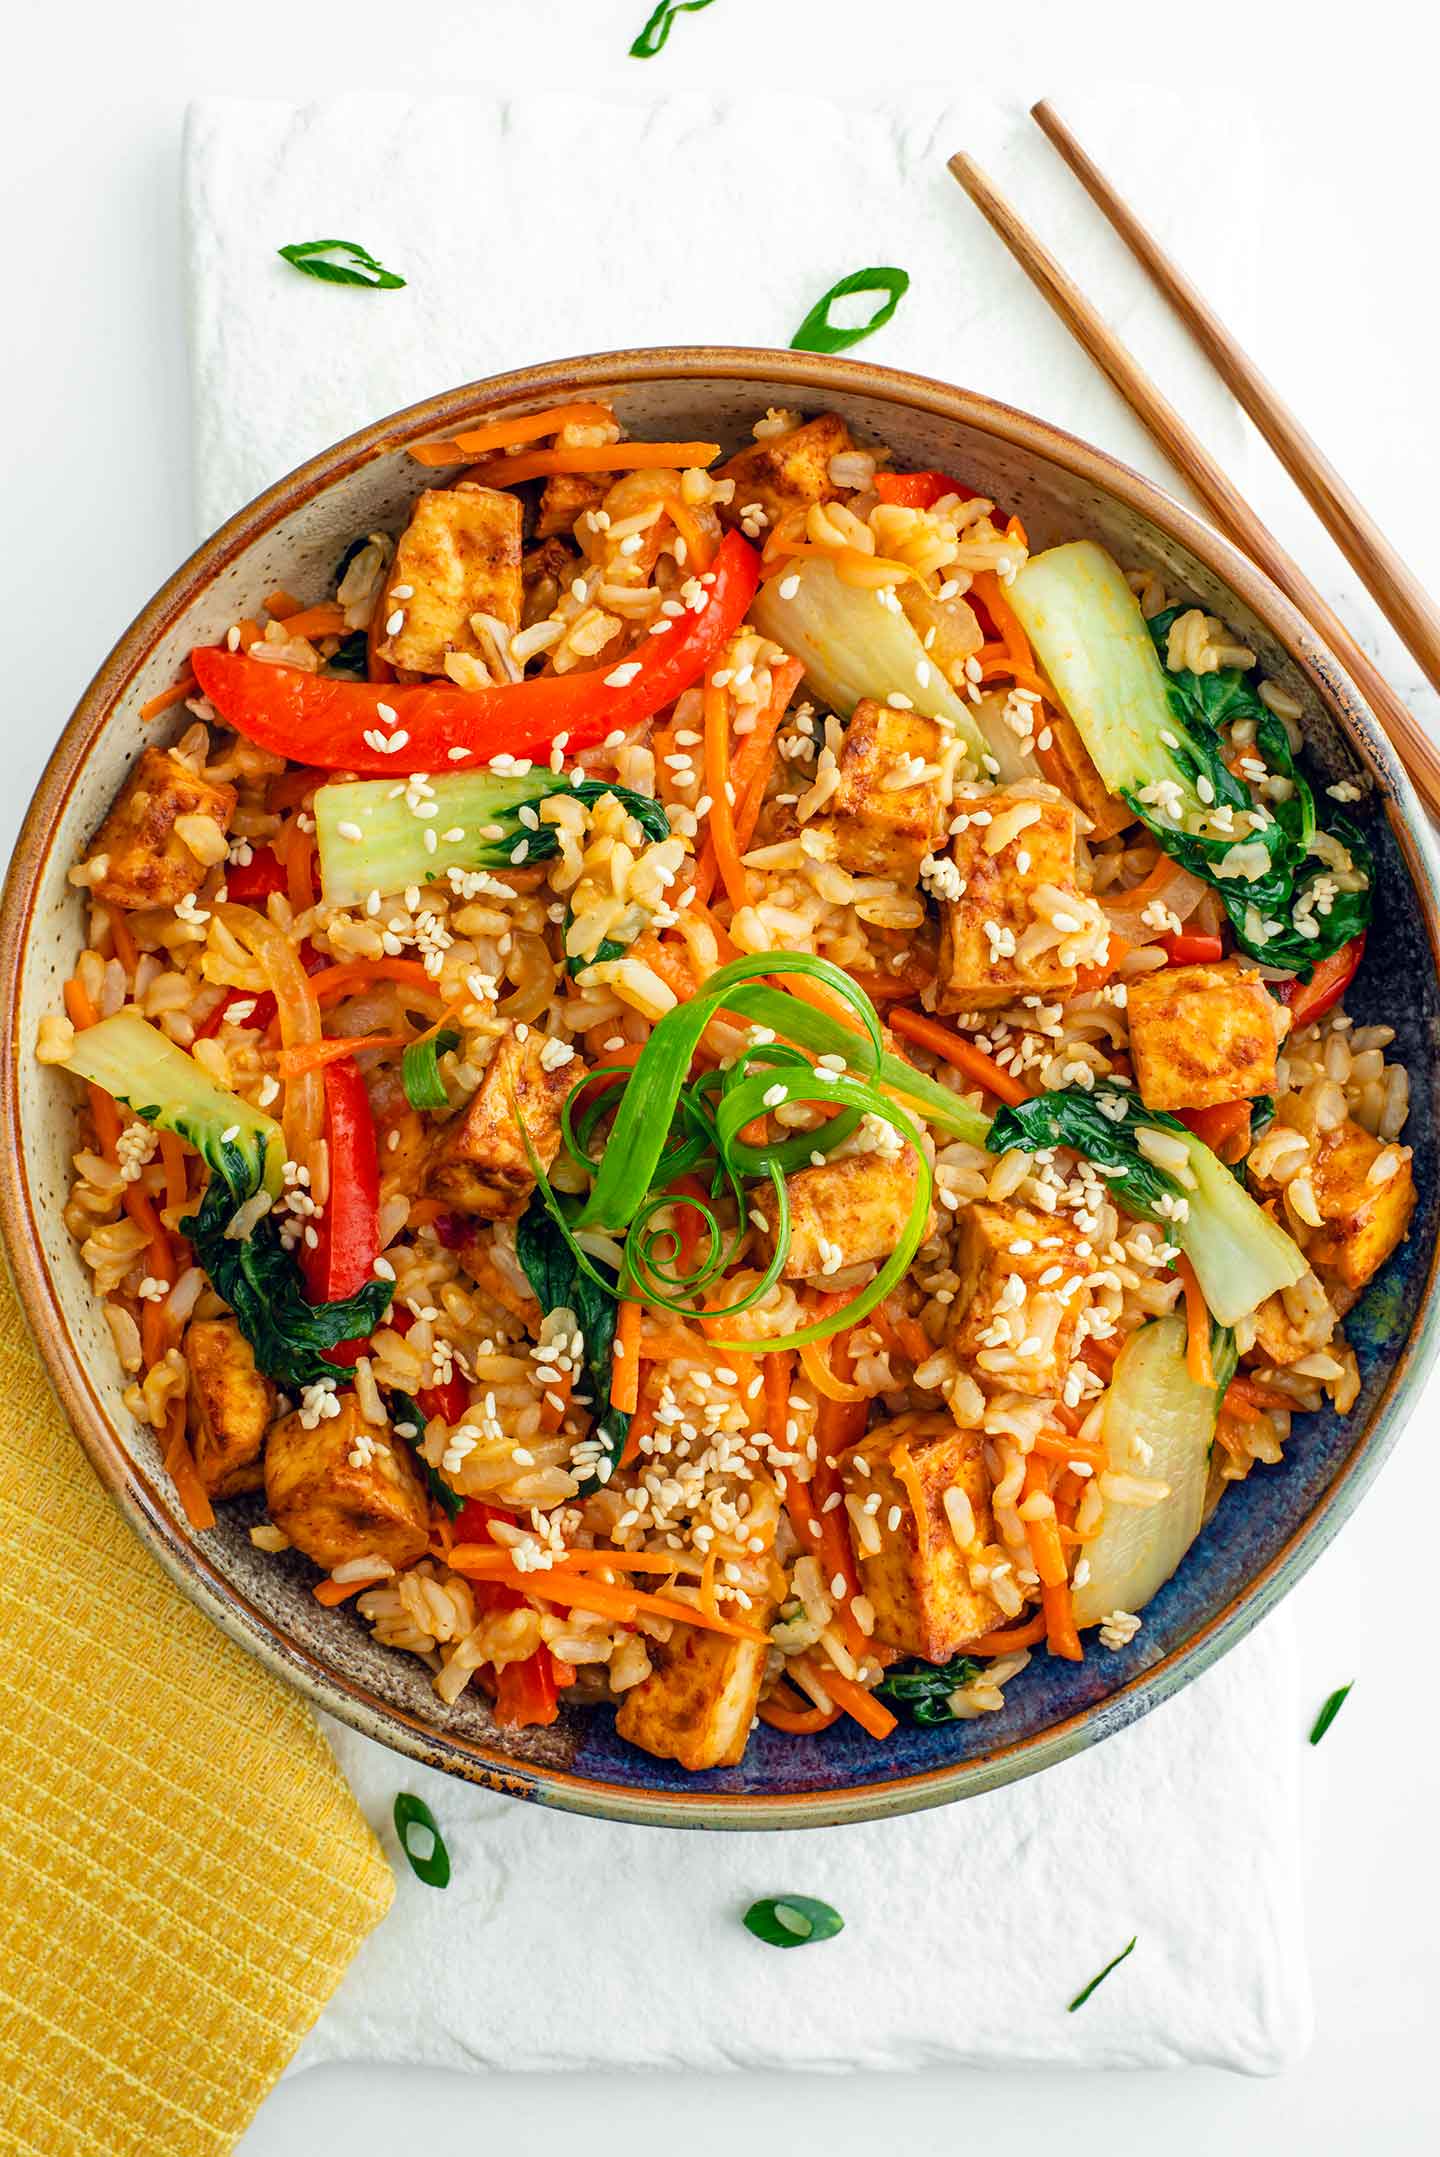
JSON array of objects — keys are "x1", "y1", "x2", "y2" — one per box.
[{"x1": 183, "y1": 86, "x2": 1309, "y2": 2074}]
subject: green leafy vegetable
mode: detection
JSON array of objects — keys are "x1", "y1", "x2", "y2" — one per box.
[
  {"x1": 1008, "y1": 541, "x2": 1372, "y2": 974},
  {"x1": 988, "y1": 1085, "x2": 1306, "y2": 1326},
  {"x1": 875, "y1": 1655, "x2": 983, "y2": 1726},
  {"x1": 315, "y1": 771, "x2": 671, "y2": 909},
  {"x1": 629, "y1": 0, "x2": 716, "y2": 58},
  {"x1": 515, "y1": 1195, "x2": 628, "y2": 1493},
  {"x1": 1067, "y1": 1936, "x2": 1136, "y2": 2011},
  {"x1": 402, "y1": 1028, "x2": 460, "y2": 1112},
  {"x1": 59, "y1": 1011, "x2": 284, "y2": 1198},
  {"x1": 278, "y1": 238, "x2": 406, "y2": 290},
  {"x1": 391, "y1": 1391, "x2": 463, "y2": 1518},
  {"x1": 1308, "y1": 1682, "x2": 1353, "y2": 1746},
  {"x1": 742, "y1": 1896, "x2": 844, "y2": 1949},
  {"x1": 325, "y1": 630, "x2": 371, "y2": 678},
  {"x1": 790, "y1": 268, "x2": 910, "y2": 355},
  {"x1": 392, "y1": 1793, "x2": 451, "y2": 1887}
]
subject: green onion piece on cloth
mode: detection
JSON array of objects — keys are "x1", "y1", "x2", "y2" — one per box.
[
  {"x1": 1067, "y1": 1936, "x2": 1137, "y2": 2011},
  {"x1": 393, "y1": 1793, "x2": 451, "y2": 1888},
  {"x1": 743, "y1": 1895, "x2": 844, "y2": 1948},
  {"x1": 629, "y1": 0, "x2": 717, "y2": 59},
  {"x1": 790, "y1": 268, "x2": 910, "y2": 354},
  {"x1": 277, "y1": 238, "x2": 406, "y2": 289},
  {"x1": 1309, "y1": 1682, "x2": 1353, "y2": 1745}
]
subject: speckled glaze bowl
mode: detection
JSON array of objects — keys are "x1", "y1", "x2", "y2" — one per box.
[{"x1": 4, "y1": 349, "x2": 1438, "y2": 1828}]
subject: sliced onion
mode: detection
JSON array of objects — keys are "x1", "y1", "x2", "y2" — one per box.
[
  {"x1": 1102, "y1": 857, "x2": 1208, "y2": 945},
  {"x1": 217, "y1": 902, "x2": 324, "y2": 1170}
]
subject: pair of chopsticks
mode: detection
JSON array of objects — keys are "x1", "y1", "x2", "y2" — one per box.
[{"x1": 948, "y1": 104, "x2": 1440, "y2": 823}]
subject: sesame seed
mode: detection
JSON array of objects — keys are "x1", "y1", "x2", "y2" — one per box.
[
  {"x1": 385, "y1": 611, "x2": 405, "y2": 637},
  {"x1": 336, "y1": 820, "x2": 363, "y2": 842}
]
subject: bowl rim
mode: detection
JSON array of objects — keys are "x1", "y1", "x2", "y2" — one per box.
[{"x1": 5, "y1": 343, "x2": 1439, "y2": 1830}]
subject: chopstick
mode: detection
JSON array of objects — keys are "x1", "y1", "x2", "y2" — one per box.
[
  {"x1": 1031, "y1": 99, "x2": 1440, "y2": 704},
  {"x1": 946, "y1": 149, "x2": 1440, "y2": 824}
]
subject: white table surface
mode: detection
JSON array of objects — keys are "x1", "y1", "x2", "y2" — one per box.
[{"x1": 4, "y1": 2, "x2": 1437, "y2": 2147}]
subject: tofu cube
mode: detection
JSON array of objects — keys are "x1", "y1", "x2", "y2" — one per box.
[
  {"x1": 1127, "y1": 960, "x2": 1284, "y2": 1112},
  {"x1": 536, "y1": 468, "x2": 607, "y2": 538},
  {"x1": 840, "y1": 1412, "x2": 1002, "y2": 1659},
  {"x1": 935, "y1": 790, "x2": 1080, "y2": 1012},
  {"x1": 374, "y1": 1101, "x2": 429, "y2": 1199},
  {"x1": 184, "y1": 1317, "x2": 275, "y2": 1499},
  {"x1": 613, "y1": 1582, "x2": 776, "y2": 1772},
  {"x1": 425, "y1": 1025, "x2": 586, "y2": 1220},
  {"x1": 1304, "y1": 1117, "x2": 1416, "y2": 1292},
  {"x1": 1036, "y1": 711, "x2": 1133, "y2": 840},
  {"x1": 947, "y1": 1201, "x2": 1091, "y2": 1395},
  {"x1": 756, "y1": 1150, "x2": 934, "y2": 1282},
  {"x1": 809, "y1": 699, "x2": 949, "y2": 881},
  {"x1": 377, "y1": 486, "x2": 524, "y2": 675},
  {"x1": 86, "y1": 748, "x2": 237, "y2": 911},
  {"x1": 264, "y1": 1394, "x2": 430, "y2": 1572},
  {"x1": 717, "y1": 412, "x2": 855, "y2": 536}
]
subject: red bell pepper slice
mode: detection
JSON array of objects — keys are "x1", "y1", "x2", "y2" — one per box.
[
  {"x1": 190, "y1": 529, "x2": 761, "y2": 775},
  {"x1": 299, "y1": 1058, "x2": 381, "y2": 1304},
  {"x1": 872, "y1": 469, "x2": 977, "y2": 510},
  {"x1": 222, "y1": 845, "x2": 288, "y2": 904},
  {"x1": 449, "y1": 1498, "x2": 573, "y2": 1726},
  {"x1": 1159, "y1": 931, "x2": 1225, "y2": 965},
  {"x1": 326, "y1": 1302, "x2": 470, "y2": 1425},
  {"x1": 1276, "y1": 932, "x2": 1366, "y2": 1029}
]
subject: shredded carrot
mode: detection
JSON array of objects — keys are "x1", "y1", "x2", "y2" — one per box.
[
  {"x1": 263, "y1": 588, "x2": 303, "y2": 619},
  {"x1": 1073, "y1": 933, "x2": 1133, "y2": 997},
  {"x1": 1226, "y1": 1374, "x2": 1295, "y2": 1414},
  {"x1": 1041, "y1": 1579, "x2": 1083, "y2": 1661},
  {"x1": 611, "y1": 1297, "x2": 643, "y2": 1417},
  {"x1": 662, "y1": 493, "x2": 715, "y2": 574},
  {"x1": 278, "y1": 1032, "x2": 408, "y2": 1078},
  {"x1": 1031, "y1": 1429, "x2": 1106, "y2": 1470},
  {"x1": 161, "y1": 1402, "x2": 215, "y2": 1533},
  {"x1": 63, "y1": 975, "x2": 99, "y2": 1031},
  {"x1": 966, "y1": 1612, "x2": 1048, "y2": 1655},
  {"x1": 138, "y1": 675, "x2": 197, "y2": 723},
  {"x1": 106, "y1": 905, "x2": 139, "y2": 977},
  {"x1": 158, "y1": 1131, "x2": 189, "y2": 1216},
  {"x1": 887, "y1": 1441, "x2": 931, "y2": 1559},
  {"x1": 798, "y1": 1336, "x2": 866, "y2": 1404},
  {"x1": 1176, "y1": 1255, "x2": 1214, "y2": 1387},
  {"x1": 758, "y1": 1687, "x2": 843, "y2": 1735},
  {"x1": 888, "y1": 1006, "x2": 1032, "y2": 1107},
  {"x1": 1082, "y1": 1333, "x2": 1122, "y2": 1375},
  {"x1": 408, "y1": 402, "x2": 619, "y2": 466},
  {"x1": 764, "y1": 1351, "x2": 795, "y2": 1449},
  {"x1": 446, "y1": 1545, "x2": 684, "y2": 1580},
  {"x1": 681, "y1": 895, "x2": 742, "y2": 966},
  {"x1": 618, "y1": 1386, "x2": 656, "y2": 1472},
  {"x1": 792, "y1": 1654, "x2": 897, "y2": 1742},
  {"x1": 453, "y1": 442, "x2": 722, "y2": 489},
  {"x1": 309, "y1": 958, "x2": 446, "y2": 1011},
  {"x1": 466, "y1": 1247, "x2": 537, "y2": 1321},
  {"x1": 272, "y1": 601, "x2": 348, "y2": 641},
  {"x1": 809, "y1": 1386, "x2": 869, "y2": 1660},
  {"x1": 313, "y1": 1576, "x2": 365, "y2": 1606},
  {"x1": 1021, "y1": 1456, "x2": 1071, "y2": 1591},
  {"x1": 730, "y1": 656, "x2": 805, "y2": 852},
  {"x1": 701, "y1": 677, "x2": 751, "y2": 913},
  {"x1": 444, "y1": 1555, "x2": 767, "y2": 1643}
]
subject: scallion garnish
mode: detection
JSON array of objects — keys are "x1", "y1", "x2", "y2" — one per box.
[
  {"x1": 278, "y1": 238, "x2": 406, "y2": 290},
  {"x1": 790, "y1": 267, "x2": 910, "y2": 355},
  {"x1": 1308, "y1": 1682, "x2": 1353, "y2": 1746},
  {"x1": 629, "y1": 0, "x2": 716, "y2": 58},
  {"x1": 403, "y1": 1028, "x2": 460, "y2": 1111},
  {"x1": 393, "y1": 1793, "x2": 450, "y2": 1888},
  {"x1": 743, "y1": 1895, "x2": 844, "y2": 1949},
  {"x1": 1067, "y1": 1936, "x2": 1136, "y2": 2011}
]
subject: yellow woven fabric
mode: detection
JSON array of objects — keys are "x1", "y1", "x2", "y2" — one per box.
[{"x1": 0, "y1": 1268, "x2": 394, "y2": 2156}]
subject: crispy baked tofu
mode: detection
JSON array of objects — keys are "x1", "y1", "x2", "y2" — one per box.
[
  {"x1": 264, "y1": 1394, "x2": 431, "y2": 1572},
  {"x1": 756, "y1": 1150, "x2": 934, "y2": 1282},
  {"x1": 86, "y1": 748, "x2": 237, "y2": 911},
  {"x1": 935, "y1": 789, "x2": 1080, "y2": 1012},
  {"x1": 808, "y1": 699, "x2": 950, "y2": 882},
  {"x1": 716, "y1": 412, "x2": 855, "y2": 536},
  {"x1": 840, "y1": 1412, "x2": 1002, "y2": 1659},
  {"x1": 1127, "y1": 960, "x2": 1285, "y2": 1112},
  {"x1": 613, "y1": 1582, "x2": 777, "y2": 1772},
  {"x1": 1301, "y1": 1117, "x2": 1416, "y2": 1292},
  {"x1": 536, "y1": 468, "x2": 606, "y2": 538},
  {"x1": 377, "y1": 486, "x2": 524, "y2": 674},
  {"x1": 947, "y1": 1201, "x2": 1091, "y2": 1395},
  {"x1": 425, "y1": 1025, "x2": 586, "y2": 1220},
  {"x1": 184, "y1": 1318, "x2": 275, "y2": 1499},
  {"x1": 374, "y1": 1101, "x2": 429, "y2": 1199},
  {"x1": 1036, "y1": 711, "x2": 1133, "y2": 840}
]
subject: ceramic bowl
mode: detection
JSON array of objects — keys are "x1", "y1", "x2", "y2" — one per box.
[{"x1": 4, "y1": 348, "x2": 1438, "y2": 1828}]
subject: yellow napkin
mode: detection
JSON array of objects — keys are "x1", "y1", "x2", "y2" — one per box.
[{"x1": 0, "y1": 1268, "x2": 394, "y2": 2155}]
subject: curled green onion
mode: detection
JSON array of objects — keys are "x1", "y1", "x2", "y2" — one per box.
[{"x1": 403, "y1": 1027, "x2": 459, "y2": 1110}]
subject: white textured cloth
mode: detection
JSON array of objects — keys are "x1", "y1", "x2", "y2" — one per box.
[{"x1": 183, "y1": 86, "x2": 1309, "y2": 2075}]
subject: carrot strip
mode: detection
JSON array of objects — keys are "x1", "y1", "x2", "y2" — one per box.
[
  {"x1": 1073, "y1": 933, "x2": 1133, "y2": 997},
  {"x1": 1041, "y1": 1580, "x2": 1084, "y2": 1661},
  {"x1": 966, "y1": 1612, "x2": 1048, "y2": 1655},
  {"x1": 1226, "y1": 1374, "x2": 1296, "y2": 1414},
  {"x1": 273, "y1": 601, "x2": 347, "y2": 641},
  {"x1": 1176, "y1": 1255, "x2": 1214, "y2": 1387},
  {"x1": 162, "y1": 1402, "x2": 215, "y2": 1534},
  {"x1": 758, "y1": 1687, "x2": 843, "y2": 1735},
  {"x1": 263, "y1": 588, "x2": 303, "y2": 619},
  {"x1": 611, "y1": 1298, "x2": 642, "y2": 1417},
  {"x1": 663, "y1": 494, "x2": 715, "y2": 574},
  {"x1": 702, "y1": 677, "x2": 751, "y2": 913},
  {"x1": 277, "y1": 1032, "x2": 408, "y2": 1077},
  {"x1": 106, "y1": 905, "x2": 139, "y2": 977},
  {"x1": 764, "y1": 1350, "x2": 795, "y2": 1446},
  {"x1": 138, "y1": 675, "x2": 198, "y2": 723},
  {"x1": 1022, "y1": 1456, "x2": 1071, "y2": 1592},
  {"x1": 456, "y1": 442, "x2": 722, "y2": 488},
  {"x1": 888, "y1": 1006, "x2": 1032, "y2": 1107},
  {"x1": 447, "y1": 1545, "x2": 683, "y2": 1579},
  {"x1": 793, "y1": 1654, "x2": 897, "y2": 1742},
  {"x1": 798, "y1": 1336, "x2": 866, "y2": 1404},
  {"x1": 443, "y1": 1555, "x2": 767, "y2": 1643},
  {"x1": 310, "y1": 958, "x2": 446, "y2": 1009},
  {"x1": 618, "y1": 1386, "x2": 655, "y2": 1472},
  {"x1": 1031, "y1": 1429, "x2": 1106, "y2": 1469},
  {"x1": 731, "y1": 656, "x2": 805, "y2": 852},
  {"x1": 157, "y1": 1132, "x2": 189, "y2": 1216},
  {"x1": 313, "y1": 1576, "x2": 365, "y2": 1606},
  {"x1": 409, "y1": 402, "x2": 618, "y2": 466}
]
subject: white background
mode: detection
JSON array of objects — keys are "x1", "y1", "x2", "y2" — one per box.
[{"x1": 4, "y1": 0, "x2": 1438, "y2": 2147}]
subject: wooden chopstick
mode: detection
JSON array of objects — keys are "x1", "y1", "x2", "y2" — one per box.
[
  {"x1": 946, "y1": 149, "x2": 1440, "y2": 823},
  {"x1": 1031, "y1": 99, "x2": 1440, "y2": 704}
]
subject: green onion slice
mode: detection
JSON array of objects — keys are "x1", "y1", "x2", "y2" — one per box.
[
  {"x1": 743, "y1": 1895, "x2": 845, "y2": 1948},
  {"x1": 1308, "y1": 1682, "x2": 1353, "y2": 1746},
  {"x1": 393, "y1": 1793, "x2": 451, "y2": 1887},
  {"x1": 790, "y1": 268, "x2": 910, "y2": 355},
  {"x1": 1067, "y1": 1936, "x2": 1137, "y2": 2011},
  {"x1": 629, "y1": 0, "x2": 716, "y2": 58},
  {"x1": 278, "y1": 238, "x2": 406, "y2": 290},
  {"x1": 403, "y1": 1028, "x2": 460, "y2": 1111}
]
